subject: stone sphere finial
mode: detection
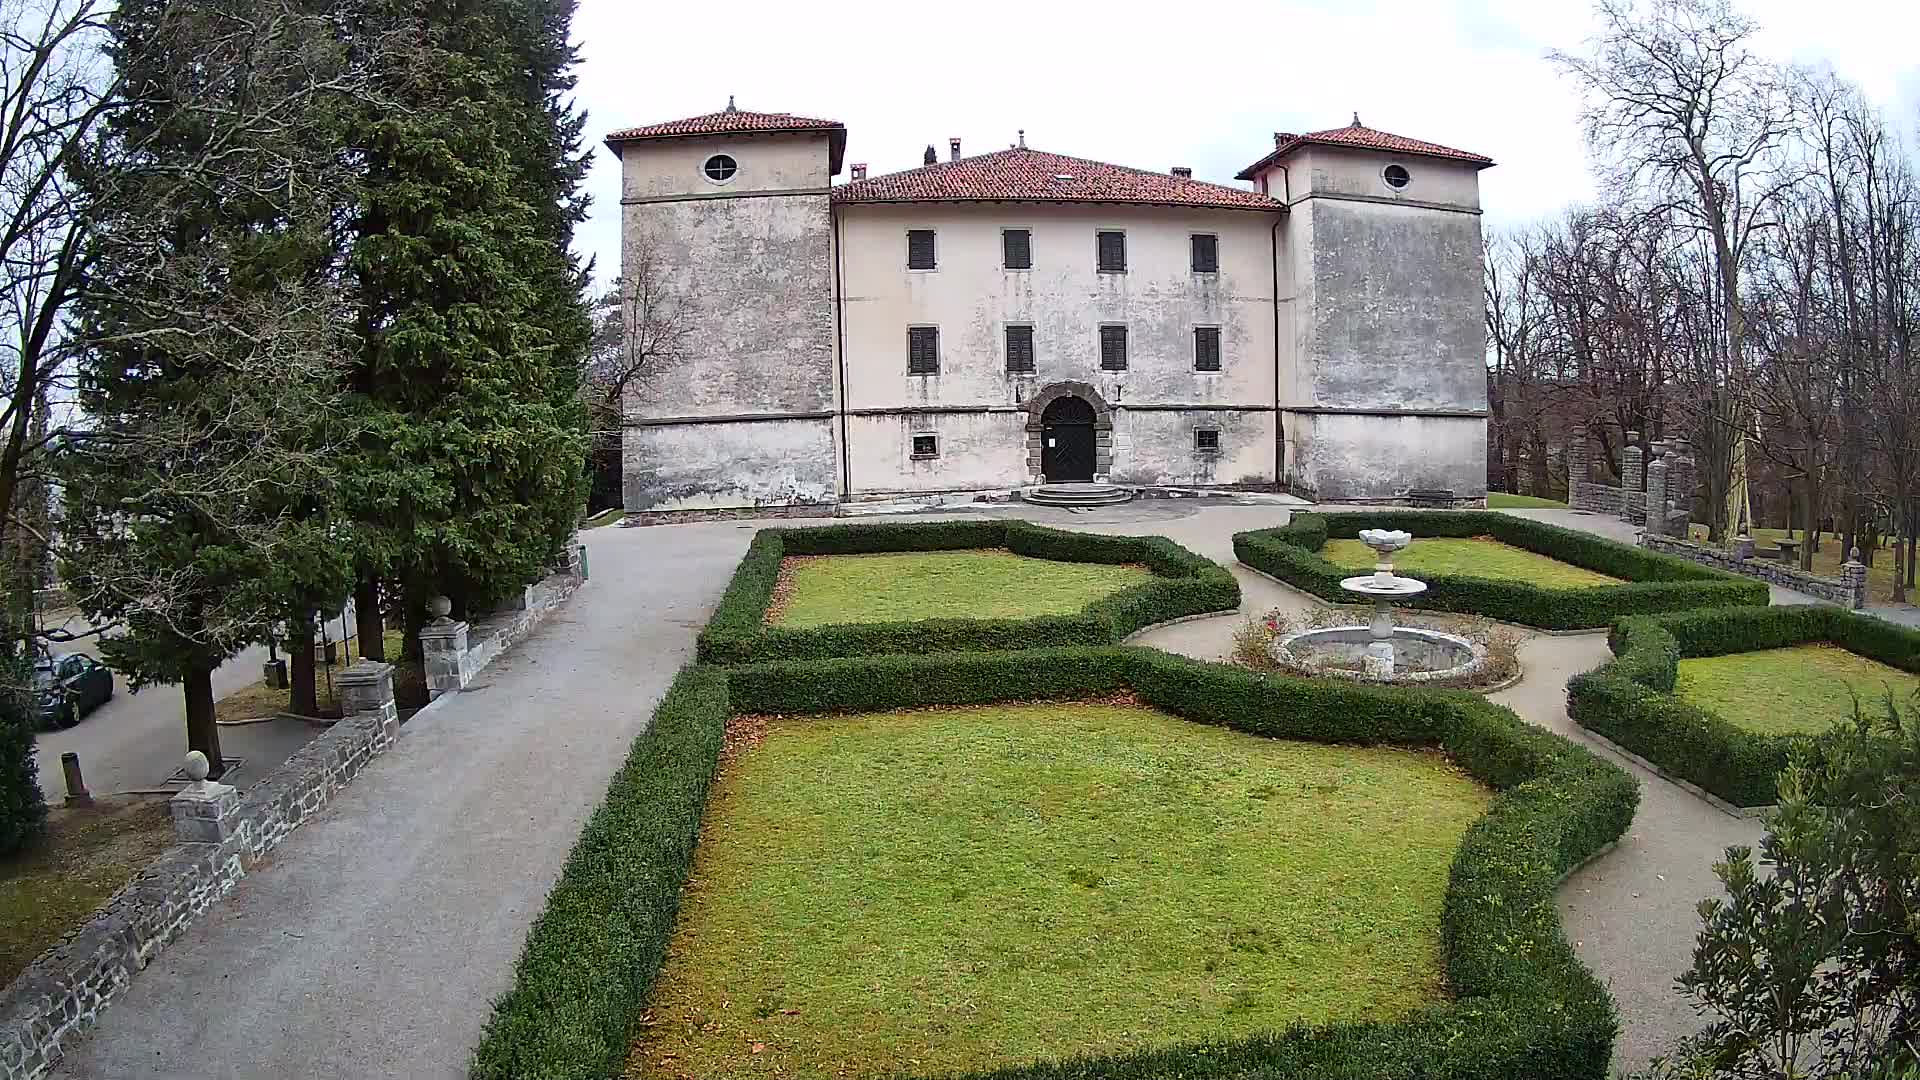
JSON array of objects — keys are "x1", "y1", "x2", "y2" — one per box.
[
  {"x1": 426, "y1": 595, "x2": 453, "y2": 620},
  {"x1": 183, "y1": 750, "x2": 210, "y2": 783}
]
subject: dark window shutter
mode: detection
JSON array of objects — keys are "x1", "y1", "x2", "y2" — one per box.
[
  {"x1": 1006, "y1": 325, "x2": 1035, "y2": 373},
  {"x1": 908, "y1": 327, "x2": 939, "y2": 374},
  {"x1": 1100, "y1": 325, "x2": 1128, "y2": 371},
  {"x1": 1196, "y1": 429, "x2": 1220, "y2": 452},
  {"x1": 1191, "y1": 234, "x2": 1218, "y2": 273},
  {"x1": 1003, "y1": 229, "x2": 1032, "y2": 269},
  {"x1": 907, "y1": 230, "x2": 936, "y2": 270},
  {"x1": 1097, "y1": 231, "x2": 1126, "y2": 272},
  {"x1": 1195, "y1": 327, "x2": 1222, "y2": 371}
]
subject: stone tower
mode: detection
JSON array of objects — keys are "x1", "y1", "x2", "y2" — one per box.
[{"x1": 605, "y1": 103, "x2": 845, "y2": 512}]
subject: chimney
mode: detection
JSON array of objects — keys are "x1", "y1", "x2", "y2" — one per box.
[
  {"x1": 851, "y1": 163, "x2": 867, "y2": 180},
  {"x1": 1171, "y1": 166, "x2": 1192, "y2": 178},
  {"x1": 949, "y1": 137, "x2": 961, "y2": 162},
  {"x1": 923, "y1": 144, "x2": 937, "y2": 166}
]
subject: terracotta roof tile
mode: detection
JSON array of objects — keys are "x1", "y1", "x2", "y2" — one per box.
[
  {"x1": 832, "y1": 148, "x2": 1279, "y2": 212},
  {"x1": 604, "y1": 106, "x2": 844, "y2": 143},
  {"x1": 1235, "y1": 120, "x2": 1493, "y2": 179}
]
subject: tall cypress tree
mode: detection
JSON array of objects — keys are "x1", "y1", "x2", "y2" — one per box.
[
  {"x1": 345, "y1": 0, "x2": 588, "y2": 663},
  {"x1": 62, "y1": 0, "x2": 357, "y2": 775}
]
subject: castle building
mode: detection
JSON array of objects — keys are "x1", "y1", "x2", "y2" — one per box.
[{"x1": 605, "y1": 102, "x2": 1492, "y2": 512}]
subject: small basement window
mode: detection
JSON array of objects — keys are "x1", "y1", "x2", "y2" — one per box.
[
  {"x1": 1191, "y1": 234, "x2": 1218, "y2": 273},
  {"x1": 1195, "y1": 429, "x2": 1220, "y2": 453},
  {"x1": 1382, "y1": 164, "x2": 1411, "y2": 190},
  {"x1": 1003, "y1": 228, "x2": 1032, "y2": 270},
  {"x1": 1099, "y1": 325, "x2": 1128, "y2": 371},
  {"x1": 1194, "y1": 327, "x2": 1222, "y2": 372},
  {"x1": 1005, "y1": 324, "x2": 1036, "y2": 373},
  {"x1": 911, "y1": 434, "x2": 939, "y2": 459},
  {"x1": 702, "y1": 154, "x2": 737, "y2": 182},
  {"x1": 907, "y1": 229, "x2": 937, "y2": 270},
  {"x1": 907, "y1": 326, "x2": 939, "y2": 374},
  {"x1": 1096, "y1": 230, "x2": 1126, "y2": 273}
]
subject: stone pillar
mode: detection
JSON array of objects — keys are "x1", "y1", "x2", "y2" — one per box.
[
  {"x1": 1843, "y1": 549, "x2": 1868, "y2": 610},
  {"x1": 1670, "y1": 451, "x2": 1696, "y2": 535},
  {"x1": 170, "y1": 751, "x2": 241, "y2": 844},
  {"x1": 418, "y1": 596, "x2": 470, "y2": 700},
  {"x1": 336, "y1": 660, "x2": 397, "y2": 724},
  {"x1": 1621, "y1": 443, "x2": 1646, "y2": 524},
  {"x1": 1644, "y1": 457, "x2": 1669, "y2": 538},
  {"x1": 1734, "y1": 534, "x2": 1756, "y2": 560},
  {"x1": 1567, "y1": 424, "x2": 1590, "y2": 510}
]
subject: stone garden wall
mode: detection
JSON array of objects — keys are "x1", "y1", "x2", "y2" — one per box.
[
  {"x1": 0, "y1": 664, "x2": 402, "y2": 1080},
  {"x1": 420, "y1": 543, "x2": 585, "y2": 698},
  {"x1": 1642, "y1": 534, "x2": 1868, "y2": 609}
]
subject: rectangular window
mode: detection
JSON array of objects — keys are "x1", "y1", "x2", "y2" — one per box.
[
  {"x1": 907, "y1": 229, "x2": 936, "y2": 270},
  {"x1": 1195, "y1": 429, "x2": 1220, "y2": 453},
  {"x1": 911, "y1": 434, "x2": 939, "y2": 458},
  {"x1": 1005, "y1": 325, "x2": 1036, "y2": 373},
  {"x1": 907, "y1": 326, "x2": 939, "y2": 374},
  {"x1": 1003, "y1": 229, "x2": 1032, "y2": 270},
  {"x1": 1099, "y1": 325, "x2": 1128, "y2": 371},
  {"x1": 1191, "y1": 234, "x2": 1219, "y2": 273},
  {"x1": 1096, "y1": 230, "x2": 1126, "y2": 273},
  {"x1": 1194, "y1": 327, "x2": 1222, "y2": 372}
]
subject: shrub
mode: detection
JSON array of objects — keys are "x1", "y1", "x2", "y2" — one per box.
[
  {"x1": 0, "y1": 662, "x2": 44, "y2": 857},
  {"x1": 469, "y1": 665, "x2": 728, "y2": 1080},
  {"x1": 481, "y1": 645, "x2": 1639, "y2": 1080},
  {"x1": 697, "y1": 520, "x2": 1239, "y2": 664},
  {"x1": 1569, "y1": 605, "x2": 1920, "y2": 807},
  {"x1": 1234, "y1": 512, "x2": 1768, "y2": 630}
]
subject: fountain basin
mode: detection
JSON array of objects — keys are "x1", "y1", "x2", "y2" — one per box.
[{"x1": 1273, "y1": 625, "x2": 1490, "y2": 685}]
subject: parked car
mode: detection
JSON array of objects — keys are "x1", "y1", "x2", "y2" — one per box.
[{"x1": 34, "y1": 652, "x2": 114, "y2": 729}]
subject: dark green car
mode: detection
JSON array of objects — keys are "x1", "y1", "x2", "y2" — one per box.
[{"x1": 34, "y1": 653, "x2": 114, "y2": 730}]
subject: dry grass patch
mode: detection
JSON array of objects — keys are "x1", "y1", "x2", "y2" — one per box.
[{"x1": 0, "y1": 797, "x2": 175, "y2": 985}]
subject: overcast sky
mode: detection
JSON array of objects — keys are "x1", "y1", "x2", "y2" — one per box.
[{"x1": 570, "y1": 0, "x2": 1920, "y2": 290}]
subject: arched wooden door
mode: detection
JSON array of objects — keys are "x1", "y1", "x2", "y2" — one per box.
[{"x1": 1040, "y1": 396, "x2": 1097, "y2": 482}]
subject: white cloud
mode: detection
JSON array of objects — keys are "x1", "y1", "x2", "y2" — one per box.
[{"x1": 570, "y1": 0, "x2": 1920, "y2": 286}]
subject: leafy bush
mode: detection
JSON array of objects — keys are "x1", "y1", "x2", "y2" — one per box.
[
  {"x1": 470, "y1": 665, "x2": 728, "y2": 1080},
  {"x1": 698, "y1": 520, "x2": 1239, "y2": 664},
  {"x1": 1234, "y1": 512, "x2": 1768, "y2": 630},
  {"x1": 482, "y1": 645, "x2": 1639, "y2": 1080},
  {"x1": 1570, "y1": 606, "x2": 1920, "y2": 807},
  {"x1": 0, "y1": 661, "x2": 45, "y2": 857}
]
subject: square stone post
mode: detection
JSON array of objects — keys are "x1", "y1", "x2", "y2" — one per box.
[
  {"x1": 1843, "y1": 549, "x2": 1868, "y2": 610},
  {"x1": 1621, "y1": 444, "x2": 1646, "y2": 524},
  {"x1": 1644, "y1": 457, "x2": 1669, "y2": 537},
  {"x1": 170, "y1": 751, "x2": 241, "y2": 843},
  {"x1": 1567, "y1": 424, "x2": 1590, "y2": 509},
  {"x1": 418, "y1": 598, "x2": 471, "y2": 700},
  {"x1": 336, "y1": 660, "x2": 397, "y2": 726}
]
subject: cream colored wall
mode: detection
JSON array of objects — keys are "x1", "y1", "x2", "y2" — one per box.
[
  {"x1": 836, "y1": 203, "x2": 1281, "y2": 412},
  {"x1": 1248, "y1": 146, "x2": 1482, "y2": 211},
  {"x1": 618, "y1": 131, "x2": 834, "y2": 201}
]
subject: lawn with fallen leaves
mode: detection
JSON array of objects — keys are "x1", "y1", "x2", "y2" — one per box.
[
  {"x1": 628, "y1": 702, "x2": 1490, "y2": 1079},
  {"x1": 765, "y1": 550, "x2": 1151, "y2": 627}
]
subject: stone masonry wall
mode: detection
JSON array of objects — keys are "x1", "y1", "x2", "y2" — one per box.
[
  {"x1": 1, "y1": 673, "x2": 402, "y2": 1079},
  {"x1": 1643, "y1": 534, "x2": 1868, "y2": 609},
  {"x1": 421, "y1": 555, "x2": 584, "y2": 699}
]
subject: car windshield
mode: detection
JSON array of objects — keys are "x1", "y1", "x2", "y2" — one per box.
[{"x1": 31, "y1": 663, "x2": 55, "y2": 690}]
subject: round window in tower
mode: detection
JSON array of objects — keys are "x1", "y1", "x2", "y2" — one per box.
[
  {"x1": 1382, "y1": 164, "x2": 1411, "y2": 191},
  {"x1": 702, "y1": 154, "x2": 738, "y2": 183}
]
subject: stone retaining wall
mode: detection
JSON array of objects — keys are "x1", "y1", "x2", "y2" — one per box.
[
  {"x1": 1, "y1": 664, "x2": 403, "y2": 1080},
  {"x1": 420, "y1": 553, "x2": 585, "y2": 699},
  {"x1": 1642, "y1": 534, "x2": 1867, "y2": 609}
]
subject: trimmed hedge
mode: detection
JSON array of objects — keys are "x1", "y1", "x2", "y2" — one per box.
[
  {"x1": 479, "y1": 646, "x2": 1638, "y2": 1080},
  {"x1": 697, "y1": 519, "x2": 1240, "y2": 664},
  {"x1": 1569, "y1": 605, "x2": 1920, "y2": 808},
  {"x1": 1233, "y1": 511, "x2": 1768, "y2": 630}
]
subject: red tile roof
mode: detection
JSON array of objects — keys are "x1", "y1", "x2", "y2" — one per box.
[
  {"x1": 604, "y1": 102, "x2": 847, "y2": 172},
  {"x1": 832, "y1": 147, "x2": 1280, "y2": 212},
  {"x1": 1235, "y1": 118, "x2": 1494, "y2": 179}
]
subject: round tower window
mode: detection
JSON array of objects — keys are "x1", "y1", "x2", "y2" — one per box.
[
  {"x1": 702, "y1": 154, "x2": 737, "y2": 183},
  {"x1": 1382, "y1": 164, "x2": 1411, "y2": 190}
]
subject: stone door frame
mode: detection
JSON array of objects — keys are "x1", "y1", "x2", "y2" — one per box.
[{"x1": 1025, "y1": 382, "x2": 1113, "y2": 484}]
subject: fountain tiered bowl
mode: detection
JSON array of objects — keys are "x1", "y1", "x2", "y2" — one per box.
[{"x1": 1272, "y1": 529, "x2": 1489, "y2": 683}]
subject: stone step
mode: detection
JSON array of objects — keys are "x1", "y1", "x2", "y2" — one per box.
[{"x1": 1021, "y1": 483, "x2": 1135, "y2": 507}]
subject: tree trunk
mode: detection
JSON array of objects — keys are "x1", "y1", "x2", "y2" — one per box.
[
  {"x1": 288, "y1": 609, "x2": 318, "y2": 716},
  {"x1": 354, "y1": 575, "x2": 384, "y2": 662},
  {"x1": 184, "y1": 663, "x2": 224, "y2": 780}
]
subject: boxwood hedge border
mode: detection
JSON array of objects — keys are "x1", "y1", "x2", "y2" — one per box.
[
  {"x1": 473, "y1": 647, "x2": 1638, "y2": 1080},
  {"x1": 1567, "y1": 604, "x2": 1920, "y2": 808},
  {"x1": 1232, "y1": 511, "x2": 1768, "y2": 630},
  {"x1": 696, "y1": 519, "x2": 1241, "y2": 664}
]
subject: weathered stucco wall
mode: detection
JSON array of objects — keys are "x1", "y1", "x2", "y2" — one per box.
[
  {"x1": 617, "y1": 131, "x2": 839, "y2": 509},
  {"x1": 845, "y1": 411, "x2": 1029, "y2": 494},
  {"x1": 1284, "y1": 412, "x2": 1486, "y2": 501},
  {"x1": 624, "y1": 419, "x2": 836, "y2": 510},
  {"x1": 1110, "y1": 408, "x2": 1274, "y2": 487}
]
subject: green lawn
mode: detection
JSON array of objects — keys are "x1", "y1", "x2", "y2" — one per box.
[
  {"x1": 1677, "y1": 643, "x2": 1920, "y2": 736},
  {"x1": 1321, "y1": 537, "x2": 1622, "y2": 588},
  {"x1": 1486, "y1": 493, "x2": 1568, "y2": 509},
  {"x1": 629, "y1": 702, "x2": 1490, "y2": 1079},
  {"x1": 769, "y1": 549, "x2": 1152, "y2": 627}
]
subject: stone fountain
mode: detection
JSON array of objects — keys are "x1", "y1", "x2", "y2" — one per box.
[{"x1": 1272, "y1": 529, "x2": 1489, "y2": 684}]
